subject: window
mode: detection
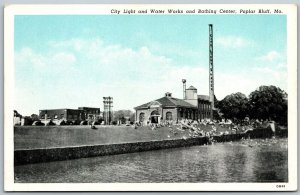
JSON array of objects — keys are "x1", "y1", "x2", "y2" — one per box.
[
  {"x1": 139, "y1": 113, "x2": 145, "y2": 122},
  {"x1": 150, "y1": 110, "x2": 159, "y2": 116},
  {"x1": 166, "y1": 112, "x2": 172, "y2": 120}
]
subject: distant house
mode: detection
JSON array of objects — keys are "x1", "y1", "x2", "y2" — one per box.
[
  {"x1": 134, "y1": 86, "x2": 212, "y2": 125},
  {"x1": 39, "y1": 107, "x2": 100, "y2": 125}
]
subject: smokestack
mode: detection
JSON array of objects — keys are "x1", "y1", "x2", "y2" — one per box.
[
  {"x1": 182, "y1": 79, "x2": 186, "y2": 99},
  {"x1": 209, "y1": 24, "x2": 214, "y2": 118}
]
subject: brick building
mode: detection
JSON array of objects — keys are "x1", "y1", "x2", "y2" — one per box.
[
  {"x1": 39, "y1": 107, "x2": 100, "y2": 125},
  {"x1": 134, "y1": 86, "x2": 212, "y2": 125},
  {"x1": 135, "y1": 25, "x2": 216, "y2": 125}
]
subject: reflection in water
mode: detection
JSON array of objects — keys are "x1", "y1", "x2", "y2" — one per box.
[{"x1": 14, "y1": 138, "x2": 288, "y2": 183}]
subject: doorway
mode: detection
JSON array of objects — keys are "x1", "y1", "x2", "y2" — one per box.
[{"x1": 150, "y1": 110, "x2": 160, "y2": 124}]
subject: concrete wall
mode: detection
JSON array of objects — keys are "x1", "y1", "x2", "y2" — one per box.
[
  {"x1": 15, "y1": 137, "x2": 209, "y2": 165},
  {"x1": 14, "y1": 127, "x2": 278, "y2": 165},
  {"x1": 212, "y1": 133, "x2": 246, "y2": 142}
]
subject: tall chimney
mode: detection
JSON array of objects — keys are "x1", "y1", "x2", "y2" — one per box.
[
  {"x1": 209, "y1": 24, "x2": 214, "y2": 118},
  {"x1": 182, "y1": 79, "x2": 186, "y2": 99}
]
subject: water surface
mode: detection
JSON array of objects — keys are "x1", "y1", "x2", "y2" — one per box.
[{"x1": 14, "y1": 138, "x2": 288, "y2": 183}]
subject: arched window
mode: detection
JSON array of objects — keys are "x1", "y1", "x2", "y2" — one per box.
[
  {"x1": 166, "y1": 112, "x2": 172, "y2": 120},
  {"x1": 139, "y1": 113, "x2": 145, "y2": 122},
  {"x1": 150, "y1": 110, "x2": 159, "y2": 116}
]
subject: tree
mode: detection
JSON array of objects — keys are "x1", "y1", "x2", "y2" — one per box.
[
  {"x1": 130, "y1": 112, "x2": 135, "y2": 123},
  {"x1": 217, "y1": 92, "x2": 249, "y2": 121},
  {"x1": 213, "y1": 95, "x2": 222, "y2": 120},
  {"x1": 30, "y1": 114, "x2": 39, "y2": 121},
  {"x1": 248, "y1": 85, "x2": 287, "y2": 124},
  {"x1": 113, "y1": 110, "x2": 134, "y2": 124}
]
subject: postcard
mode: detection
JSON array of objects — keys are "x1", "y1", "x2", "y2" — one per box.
[{"x1": 4, "y1": 4, "x2": 297, "y2": 191}]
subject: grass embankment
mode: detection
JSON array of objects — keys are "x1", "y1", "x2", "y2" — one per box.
[{"x1": 14, "y1": 124, "x2": 235, "y2": 150}]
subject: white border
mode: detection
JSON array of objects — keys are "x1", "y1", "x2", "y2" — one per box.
[{"x1": 4, "y1": 4, "x2": 298, "y2": 191}]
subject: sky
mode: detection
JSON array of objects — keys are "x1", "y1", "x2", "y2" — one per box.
[{"x1": 14, "y1": 15, "x2": 287, "y2": 116}]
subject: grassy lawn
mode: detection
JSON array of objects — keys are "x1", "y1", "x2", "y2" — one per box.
[{"x1": 14, "y1": 124, "x2": 241, "y2": 150}]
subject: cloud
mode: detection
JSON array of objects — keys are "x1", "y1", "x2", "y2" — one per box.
[
  {"x1": 52, "y1": 52, "x2": 76, "y2": 66},
  {"x1": 253, "y1": 50, "x2": 287, "y2": 81},
  {"x1": 16, "y1": 48, "x2": 76, "y2": 68},
  {"x1": 48, "y1": 39, "x2": 90, "y2": 52},
  {"x1": 216, "y1": 36, "x2": 254, "y2": 48},
  {"x1": 14, "y1": 37, "x2": 287, "y2": 116},
  {"x1": 148, "y1": 41, "x2": 203, "y2": 61},
  {"x1": 253, "y1": 66, "x2": 287, "y2": 81},
  {"x1": 215, "y1": 52, "x2": 287, "y2": 99},
  {"x1": 15, "y1": 37, "x2": 204, "y2": 115},
  {"x1": 257, "y1": 51, "x2": 282, "y2": 62},
  {"x1": 214, "y1": 67, "x2": 287, "y2": 101},
  {"x1": 276, "y1": 63, "x2": 287, "y2": 69},
  {"x1": 15, "y1": 48, "x2": 46, "y2": 68}
]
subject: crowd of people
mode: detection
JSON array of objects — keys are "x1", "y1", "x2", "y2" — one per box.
[{"x1": 134, "y1": 117, "x2": 273, "y2": 138}]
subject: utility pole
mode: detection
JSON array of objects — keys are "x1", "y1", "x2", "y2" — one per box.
[
  {"x1": 103, "y1": 97, "x2": 107, "y2": 125},
  {"x1": 103, "y1": 96, "x2": 113, "y2": 125}
]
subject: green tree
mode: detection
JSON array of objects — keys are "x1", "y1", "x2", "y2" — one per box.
[
  {"x1": 217, "y1": 92, "x2": 248, "y2": 121},
  {"x1": 248, "y1": 85, "x2": 287, "y2": 124}
]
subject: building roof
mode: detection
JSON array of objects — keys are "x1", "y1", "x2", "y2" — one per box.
[
  {"x1": 187, "y1": 85, "x2": 197, "y2": 90},
  {"x1": 40, "y1": 107, "x2": 100, "y2": 112},
  {"x1": 198, "y1": 95, "x2": 210, "y2": 101},
  {"x1": 39, "y1": 108, "x2": 81, "y2": 112},
  {"x1": 78, "y1": 107, "x2": 100, "y2": 110},
  {"x1": 39, "y1": 108, "x2": 72, "y2": 111},
  {"x1": 135, "y1": 96, "x2": 197, "y2": 110}
]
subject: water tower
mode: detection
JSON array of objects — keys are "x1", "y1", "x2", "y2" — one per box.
[{"x1": 182, "y1": 79, "x2": 186, "y2": 99}]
